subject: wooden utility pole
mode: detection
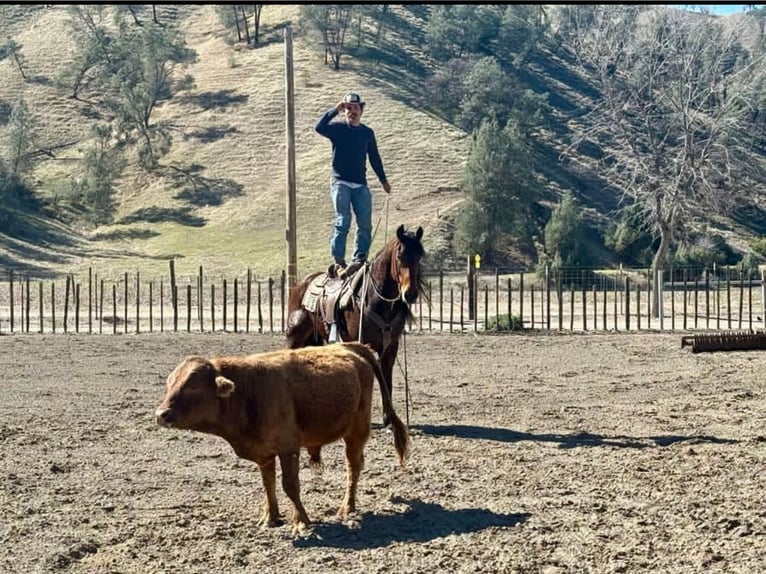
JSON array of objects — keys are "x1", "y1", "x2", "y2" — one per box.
[{"x1": 285, "y1": 26, "x2": 298, "y2": 289}]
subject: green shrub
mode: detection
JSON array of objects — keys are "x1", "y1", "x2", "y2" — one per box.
[
  {"x1": 749, "y1": 237, "x2": 766, "y2": 258},
  {"x1": 486, "y1": 313, "x2": 524, "y2": 332}
]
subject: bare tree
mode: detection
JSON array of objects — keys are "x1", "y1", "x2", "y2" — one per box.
[
  {"x1": 562, "y1": 6, "x2": 766, "y2": 315},
  {"x1": 299, "y1": 5, "x2": 353, "y2": 70},
  {"x1": 252, "y1": 4, "x2": 262, "y2": 46},
  {"x1": 239, "y1": 5, "x2": 250, "y2": 45}
]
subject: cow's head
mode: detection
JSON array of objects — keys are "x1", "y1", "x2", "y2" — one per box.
[{"x1": 155, "y1": 356, "x2": 235, "y2": 430}]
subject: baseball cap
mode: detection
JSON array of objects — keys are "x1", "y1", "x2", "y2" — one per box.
[{"x1": 343, "y1": 92, "x2": 365, "y2": 105}]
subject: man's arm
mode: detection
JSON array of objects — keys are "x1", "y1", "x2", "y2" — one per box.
[
  {"x1": 367, "y1": 130, "x2": 390, "y2": 192},
  {"x1": 315, "y1": 102, "x2": 345, "y2": 137}
]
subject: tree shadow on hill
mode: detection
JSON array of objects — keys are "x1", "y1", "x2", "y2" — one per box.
[
  {"x1": 353, "y1": 50, "x2": 428, "y2": 109},
  {"x1": 293, "y1": 497, "x2": 528, "y2": 550},
  {"x1": 0, "y1": 250, "x2": 61, "y2": 278},
  {"x1": 179, "y1": 89, "x2": 249, "y2": 111},
  {"x1": 730, "y1": 201, "x2": 766, "y2": 236},
  {"x1": 185, "y1": 125, "x2": 240, "y2": 144},
  {"x1": 117, "y1": 206, "x2": 206, "y2": 227},
  {"x1": 348, "y1": 11, "x2": 429, "y2": 108},
  {"x1": 513, "y1": 46, "x2": 601, "y2": 116},
  {"x1": 256, "y1": 21, "x2": 293, "y2": 46},
  {"x1": 89, "y1": 228, "x2": 159, "y2": 241},
  {"x1": 414, "y1": 424, "x2": 739, "y2": 450},
  {"x1": 165, "y1": 164, "x2": 245, "y2": 207}
]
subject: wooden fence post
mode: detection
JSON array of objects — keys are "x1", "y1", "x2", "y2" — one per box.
[
  {"x1": 545, "y1": 265, "x2": 551, "y2": 331},
  {"x1": 187, "y1": 284, "x2": 192, "y2": 332},
  {"x1": 726, "y1": 271, "x2": 731, "y2": 329},
  {"x1": 51, "y1": 283, "x2": 56, "y2": 334},
  {"x1": 762, "y1": 269, "x2": 766, "y2": 330},
  {"x1": 569, "y1": 284, "x2": 574, "y2": 331},
  {"x1": 149, "y1": 281, "x2": 154, "y2": 333},
  {"x1": 198, "y1": 266, "x2": 204, "y2": 332},
  {"x1": 748, "y1": 274, "x2": 753, "y2": 330},
  {"x1": 223, "y1": 278, "x2": 228, "y2": 332},
  {"x1": 246, "y1": 268, "x2": 252, "y2": 334},
  {"x1": 160, "y1": 281, "x2": 165, "y2": 333},
  {"x1": 124, "y1": 272, "x2": 129, "y2": 334},
  {"x1": 9, "y1": 270, "x2": 14, "y2": 333},
  {"x1": 257, "y1": 280, "x2": 263, "y2": 334},
  {"x1": 170, "y1": 260, "x2": 178, "y2": 332},
  {"x1": 88, "y1": 268, "x2": 93, "y2": 334},
  {"x1": 234, "y1": 277, "x2": 239, "y2": 333},
  {"x1": 280, "y1": 270, "x2": 286, "y2": 333},
  {"x1": 25, "y1": 276, "x2": 30, "y2": 333},
  {"x1": 38, "y1": 282, "x2": 43, "y2": 334},
  {"x1": 136, "y1": 272, "x2": 140, "y2": 334},
  {"x1": 211, "y1": 283, "x2": 216, "y2": 332},
  {"x1": 558, "y1": 273, "x2": 564, "y2": 331},
  {"x1": 112, "y1": 284, "x2": 117, "y2": 335},
  {"x1": 581, "y1": 272, "x2": 586, "y2": 331},
  {"x1": 99, "y1": 279, "x2": 104, "y2": 334},
  {"x1": 449, "y1": 286, "x2": 454, "y2": 333},
  {"x1": 75, "y1": 283, "x2": 80, "y2": 333},
  {"x1": 705, "y1": 268, "x2": 710, "y2": 329},
  {"x1": 439, "y1": 271, "x2": 444, "y2": 332},
  {"x1": 64, "y1": 275, "x2": 70, "y2": 333},
  {"x1": 268, "y1": 277, "x2": 274, "y2": 333}
]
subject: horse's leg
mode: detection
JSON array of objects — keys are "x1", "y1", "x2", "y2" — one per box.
[{"x1": 379, "y1": 338, "x2": 399, "y2": 427}]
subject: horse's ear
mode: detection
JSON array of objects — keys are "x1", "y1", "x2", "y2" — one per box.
[
  {"x1": 396, "y1": 224, "x2": 405, "y2": 240},
  {"x1": 416, "y1": 226, "x2": 423, "y2": 240}
]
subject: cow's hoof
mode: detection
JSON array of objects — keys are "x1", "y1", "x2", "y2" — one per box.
[
  {"x1": 292, "y1": 520, "x2": 312, "y2": 535},
  {"x1": 257, "y1": 515, "x2": 284, "y2": 528},
  {"x1": 337, "y1": 505, "x2": 358, "y2": 522}
]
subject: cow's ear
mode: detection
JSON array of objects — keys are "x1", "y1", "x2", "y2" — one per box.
[{"x1": 215, "y1": 376, "x2": 235, "y2": 398}]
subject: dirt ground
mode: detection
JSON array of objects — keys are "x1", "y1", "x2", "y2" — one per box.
[{"x1": 1, "y1": 331, "x2": 764, "y2": 574}]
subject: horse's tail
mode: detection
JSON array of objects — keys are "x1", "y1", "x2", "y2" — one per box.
[{"x1": 341, "y1": 341, "x2": 410, "y2": 466}]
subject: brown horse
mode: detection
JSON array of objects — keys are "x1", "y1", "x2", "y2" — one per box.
[{"x1": 286, "y1": 225, "x2": 426, "y2": 425}]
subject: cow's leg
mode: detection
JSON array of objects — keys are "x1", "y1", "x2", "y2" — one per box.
[
  {"x1": 256, "y1": 456, "x2": 283, "y2": 527},
  {"x1": 338, "y1": 417, "x2": 370, "y2": 518},
  {"x1": 278, "y1": 450, "x2": 311, "y2": 531},
  {"x1": 379, "y1": 339, "x2": 399, "y2": 427}
]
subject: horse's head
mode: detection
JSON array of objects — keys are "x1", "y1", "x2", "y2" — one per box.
[{"x1": 390, "y1": 224, "x2": 425, "y2": 304}]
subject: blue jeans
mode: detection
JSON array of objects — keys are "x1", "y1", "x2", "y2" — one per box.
[{"x1": 330, "y1": 180, "x2": 372, "y2": 265}]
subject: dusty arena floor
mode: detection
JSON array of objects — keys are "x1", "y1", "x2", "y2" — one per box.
[{"x1": 1, "y1": 331, "x2": 764, "y2": 573}]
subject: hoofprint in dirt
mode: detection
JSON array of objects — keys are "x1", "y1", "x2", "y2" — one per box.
[{"x1": 0, "y1": 331, "x2": 764, "y2": 574}]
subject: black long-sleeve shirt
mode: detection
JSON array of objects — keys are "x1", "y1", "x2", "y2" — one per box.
[{"x1": 315, "y1": 108, "x2": 387, "y2": 186}]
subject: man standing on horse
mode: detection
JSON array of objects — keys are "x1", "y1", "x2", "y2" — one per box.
[{"x1": 315, "y1": 91, "x2": 392, "y2": 279}]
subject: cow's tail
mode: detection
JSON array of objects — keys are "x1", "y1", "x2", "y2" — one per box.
[{"x1": 343, "y1": 342, "x2": 410, "y2": 466}]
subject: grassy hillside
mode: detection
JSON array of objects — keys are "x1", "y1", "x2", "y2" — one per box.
[
  {"x1": 1, "y1": 5, "x2": 763, "y2": 282},
  {"x1": 0, "y1": 5, "x2": 470, "y2": 281}
]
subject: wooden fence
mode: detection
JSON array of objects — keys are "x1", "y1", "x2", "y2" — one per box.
[{"x1": 1, "y1": 264, "x2": 764, "y2": 335}]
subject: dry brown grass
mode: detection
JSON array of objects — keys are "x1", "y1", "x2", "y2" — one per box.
[{"x1": 0, "y1": 5, "x2": 470, "y2": 280}]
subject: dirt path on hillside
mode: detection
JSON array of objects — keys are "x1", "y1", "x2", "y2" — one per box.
[{"x1": 1, "y1": 331, "x2": 764, "y2": 573}]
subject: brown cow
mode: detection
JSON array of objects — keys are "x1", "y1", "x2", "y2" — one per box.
[{"x1": 155, "y1": 341, "x2": 409, "y2": 532}]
